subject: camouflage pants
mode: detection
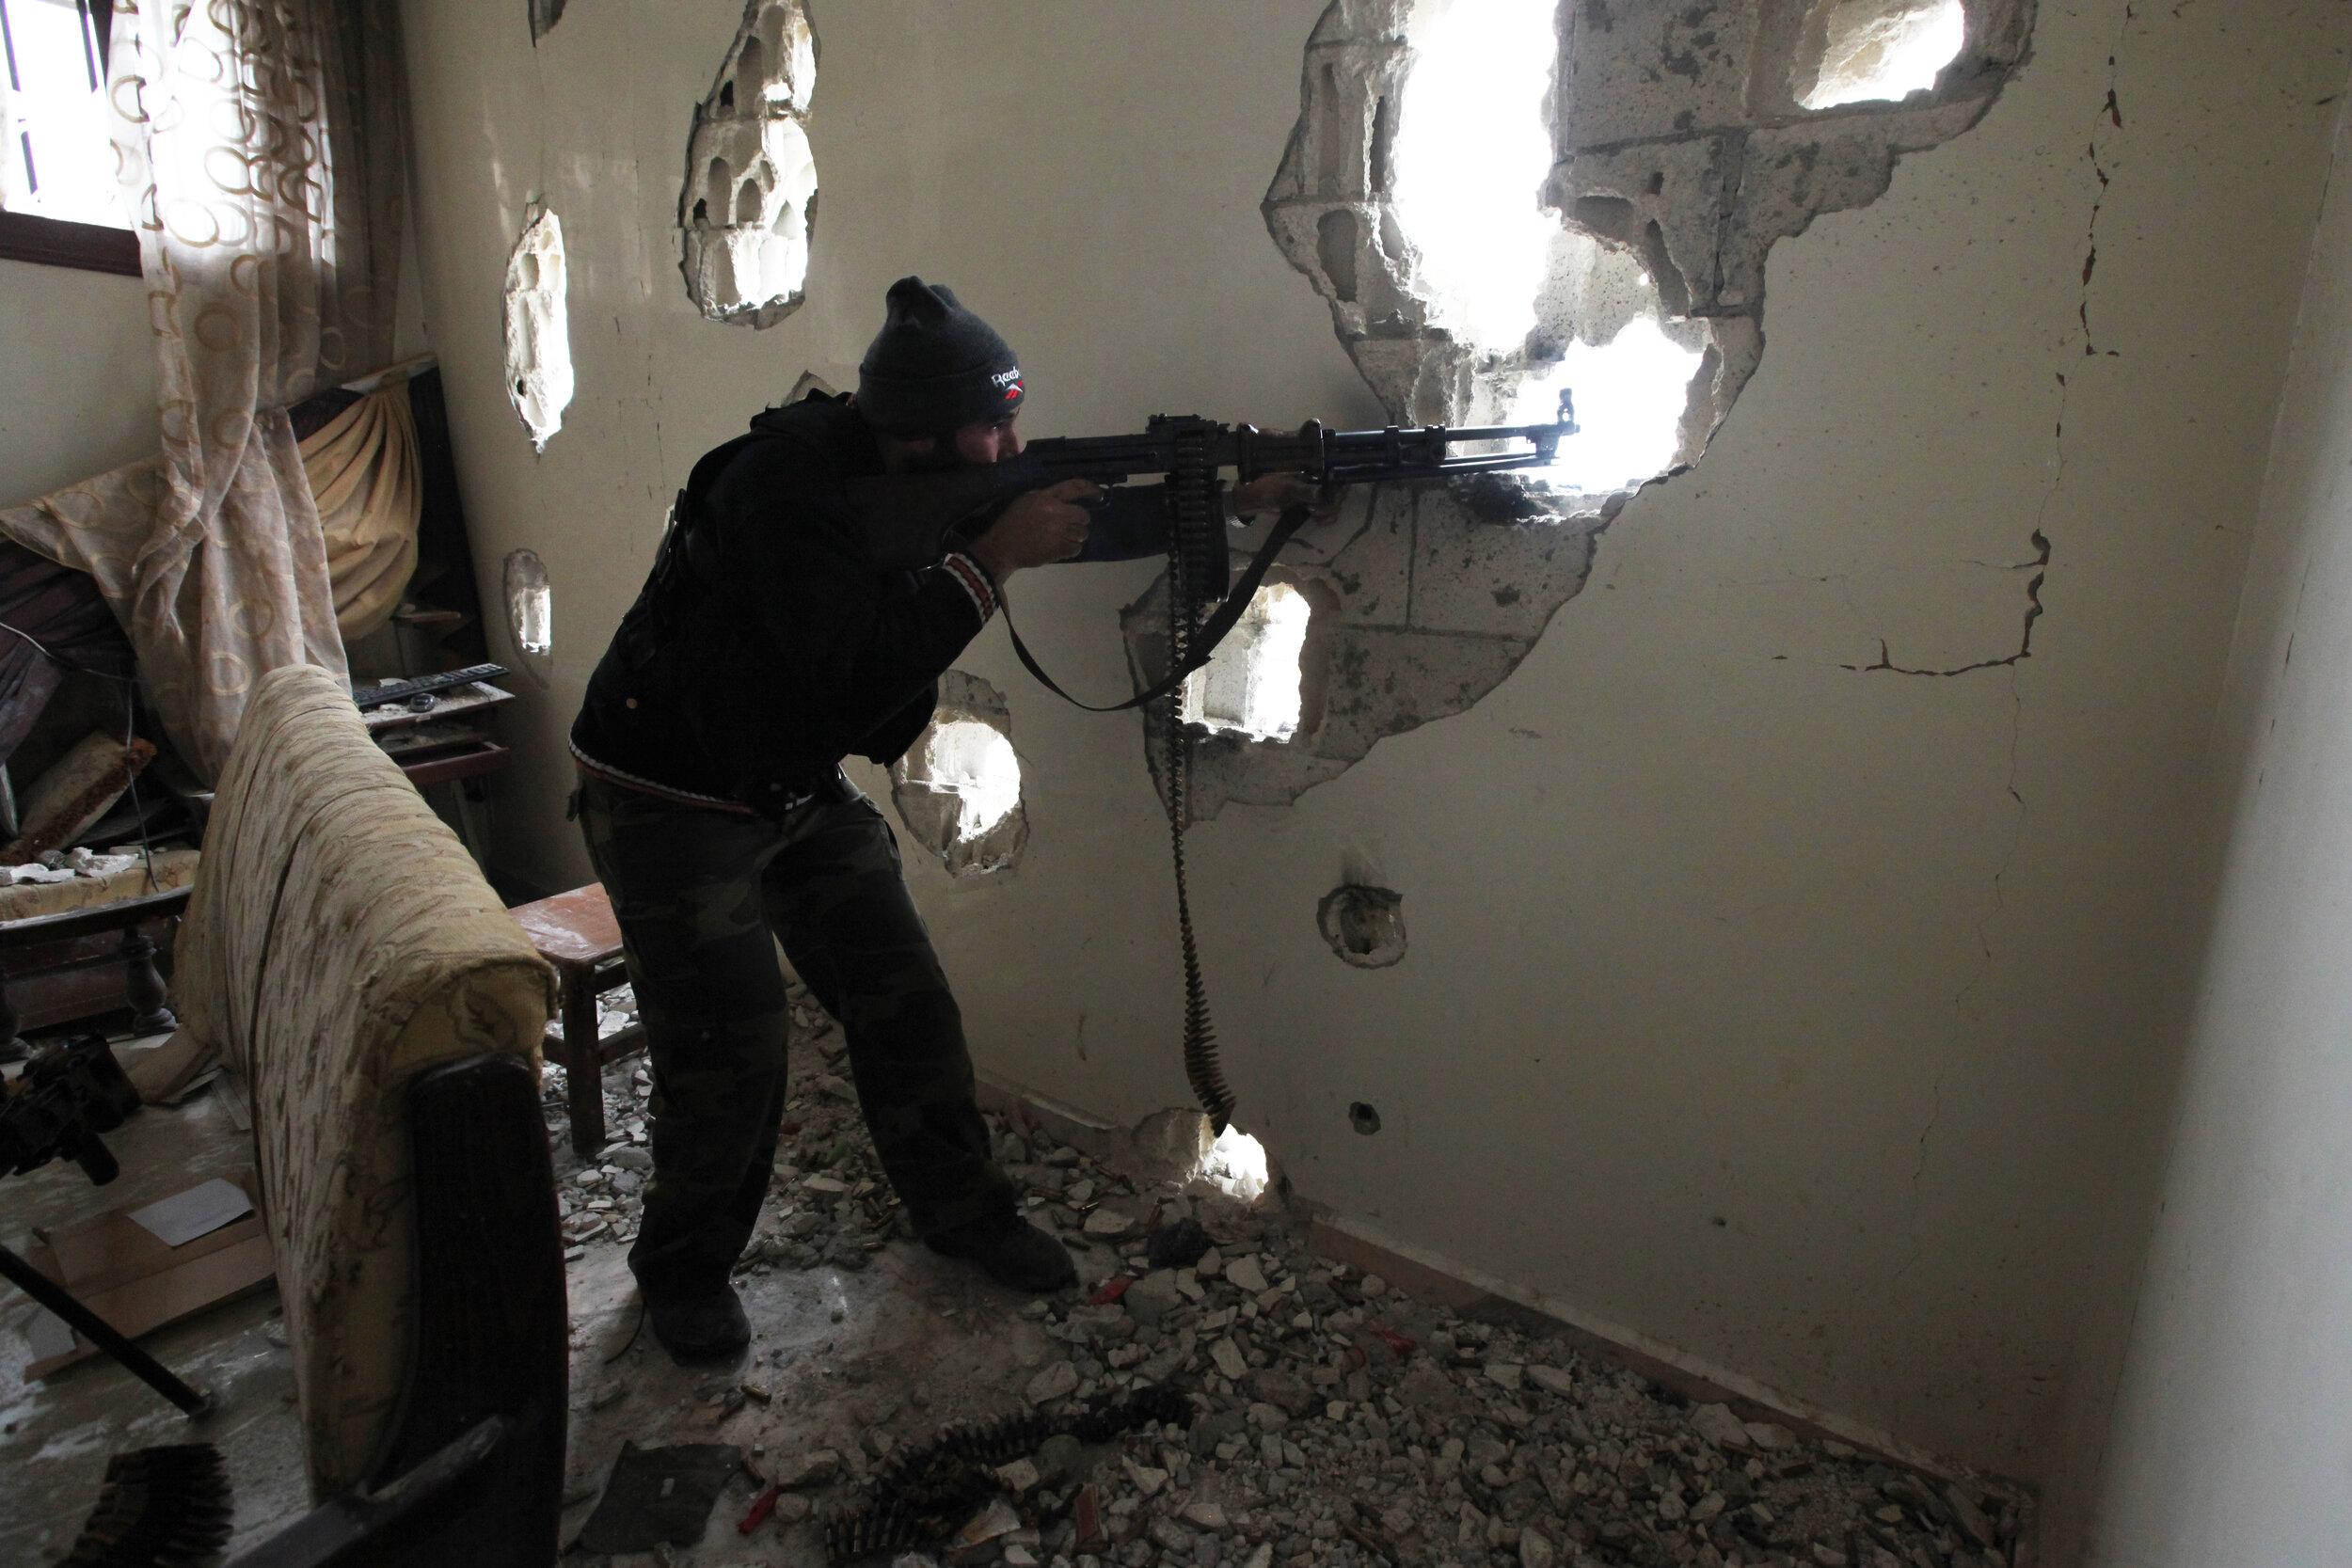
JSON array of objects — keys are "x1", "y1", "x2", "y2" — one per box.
[{"x1": 577, "y1": 771, "x2": 1014, "y2": 1300}]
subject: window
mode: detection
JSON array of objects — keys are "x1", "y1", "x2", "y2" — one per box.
[
  {"x1": 1184, "y1": 582, "x2": 1312, "y2": 744},
  {"x1": 0, "y1": 0, "x2": 136, "y2": 274}
]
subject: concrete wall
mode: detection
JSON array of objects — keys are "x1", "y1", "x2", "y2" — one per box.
[
  {"x1": 394, "y1": 0, "x2": 2351, "y2": 1540},
  {"x1": 2080, "y1": 87, "x2": 2352, "y2": 1568},
  {"x1": 0, "y1": 259, "x2": 156, "y2": 508}
]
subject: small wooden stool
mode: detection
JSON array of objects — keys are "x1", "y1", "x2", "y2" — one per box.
[{"x1": 508, "y1": 883, "x2": 647, "y2": 1157}]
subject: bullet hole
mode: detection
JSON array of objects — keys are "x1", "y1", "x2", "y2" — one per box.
[
  {"x1": 502, "y1": 208, "x2": 572, "y2": 451},
  {"x1": 1318, "y1": 884, "x2": 1407, "y2": 969},
  {"x1": 503, "y1": 549, "x2": 554, "y2": 687},
  {"x1": 1349, "y1": 1101, "x2": 1383, "y2": 1135},
  {"x1": 890, "y1": 672, "x2": 1027, "y2": 877},
  {"x1": 681, "y1": 0, "x2": 818, "y2": 329}
]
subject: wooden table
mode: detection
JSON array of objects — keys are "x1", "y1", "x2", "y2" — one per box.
[
  {"x1": 507, "y1": 884, "x2": 645, "y2": 1156},
  {"x1": 0, "y1": 884, "x2": 188, "y2": 1061}
]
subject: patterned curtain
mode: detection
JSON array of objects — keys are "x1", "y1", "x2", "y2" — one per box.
[{"x1": 0, "y1": 0, "x2": 407, "y2": 783}]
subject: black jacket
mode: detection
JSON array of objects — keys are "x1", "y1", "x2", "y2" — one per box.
[{"x1": 570, "y1": 393, "x2": 1165, "y2": 813}]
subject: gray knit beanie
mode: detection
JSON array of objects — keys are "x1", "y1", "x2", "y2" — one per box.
[{"x1": 856, "y1": 277, "x2": 1025, "y2": 436}]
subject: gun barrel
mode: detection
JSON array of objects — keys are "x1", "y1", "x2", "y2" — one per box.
[{"x1": 1020, "y1": 416, "x2": 1572, "y2": 487}]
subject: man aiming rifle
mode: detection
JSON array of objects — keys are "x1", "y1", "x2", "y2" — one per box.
[
  {"x1": 571, "y1": 276, "x2": 1572, "y2": 1363},
  {"x1": 569, "y1": 277, "x2": 1323, "y2": 1361}
]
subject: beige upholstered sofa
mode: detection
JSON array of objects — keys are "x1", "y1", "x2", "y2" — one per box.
[{"x1": 173, "y1": 664, "x2": 559, "y2": 1511}]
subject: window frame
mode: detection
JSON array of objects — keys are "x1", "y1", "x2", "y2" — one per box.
[
  {"x1": 0, "y1": 0, "x2": 136, "y2": 277},
  {"x1": 0, "y1": 209, "x2": 137, "y2": 275}
]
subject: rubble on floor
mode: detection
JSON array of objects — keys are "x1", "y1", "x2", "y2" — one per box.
[{"x1": 544, "y1": 984, "x2": 2031, "y2": 1568}]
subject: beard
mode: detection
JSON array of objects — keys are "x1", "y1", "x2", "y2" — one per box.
[{"x1": 903, "y1": 440, "x2": 966, "y2": 474}]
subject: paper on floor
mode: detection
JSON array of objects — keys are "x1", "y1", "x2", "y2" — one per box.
[
  {"x1": 128, "y1": 1178, "x2": 255, "y2": 1248},
  {"x1": 24, "y1": 1307, "x2": 74, "y2": 1359}
]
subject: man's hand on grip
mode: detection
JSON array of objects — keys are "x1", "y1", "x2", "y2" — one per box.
[{"x1": 969, "y1": 478, "x2": 1101, "y2": 583}]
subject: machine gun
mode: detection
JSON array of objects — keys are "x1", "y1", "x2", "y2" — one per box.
[
  {"x1": 849, "y1": 400, "x2": 1578, "y2": 1132},
  {"x1": 846, "y1": 400, "x2": 1579, "y2": 705}
]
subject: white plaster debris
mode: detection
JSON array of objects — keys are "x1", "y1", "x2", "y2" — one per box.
[
  {"x1": 0, "y1": 854, "x2": 129, "y2": 884},
  {"x1": 539, "y1": 981, "x2": 2026, "y2": 1568},
  {"x1": 1028, "y1": 1361, "x2": 1081, "y2": 1406},
  {"x1": 1691, "y1": 1403, "x2": 1752, "y2": 1450},
  {"x1": 1524, "y1": 1365, "x2": 1574, "y2": 1399}
]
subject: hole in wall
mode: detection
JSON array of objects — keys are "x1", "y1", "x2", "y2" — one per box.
[
  {"x1": 1513, "y1": 319, "x2": 1708, "y2": 494},
  {"x1": 1183, "y1": 581, "x2": 1313, "y2": 744},
  {"x1": 1267, "y1": 0, "x2": 2030, "y2": 491},
  {"x1": 502, "y1": 549, "x2": 554, "y2": 687},
  {"x1": 1232, "y1": 0, "x2": 2030, "y2": 811},
  {"x1": 1388, "y1": 0, "x2": 1559, "y2": 354},
  {"x1": 1382, "y1": 0, "x2": 1705, "y2": 495},
  {"x1": 1200, "y1": 1124, "x2": 1271, "y2": 1204},
  {"x1": 1319, "y1": 883, "x2": 1406, "y2": 969},
  {"x1": 1348, "y1": 1101, "x2": 1383, "y2": 1135},
  {"x1": 680, "y1": 0, "x2": 818, "y2": 330},
  {"x1": 502, "y1": 208, "x2": 573, "y2": 452},
  {"x1": 1796, "y1": 0, "x2": 1967, "y2": 109},
  {"x1": 528, "y1": 0, "x2": 565, "y2": 42},
  {"x1": 889, "y1": 671, "x2": 1027, "y2": 877}
]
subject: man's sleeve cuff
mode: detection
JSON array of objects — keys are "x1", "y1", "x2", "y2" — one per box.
[{"x1": 943, "y1": 551, "x2": 999, "y2": 624}]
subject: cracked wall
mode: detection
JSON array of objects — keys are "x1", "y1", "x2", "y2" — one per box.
[
  {"x1": 395, "y1": 1, "x2": 2352, "y2": 1533},
  {"x1": 1125, "y1": 480, "x2": 1608, "y2": 819},
  {"x1": 1180, "y1": 0, "x2": 2036, "y2": 816}
]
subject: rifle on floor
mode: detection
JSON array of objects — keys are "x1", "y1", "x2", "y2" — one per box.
[{"x1": 847, "y1": 400, "x2": 1579, "y2": 1133}]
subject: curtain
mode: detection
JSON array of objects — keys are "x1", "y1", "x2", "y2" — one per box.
[
  {"x1": 0, "y1": 0, "x2": 407, "y2": 783},
  {"x1": 301, "y1": 383, "x2": 421, "y2": 642}
]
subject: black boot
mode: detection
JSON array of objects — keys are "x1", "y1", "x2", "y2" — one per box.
[
  {"x1": 927, "y1": 1211, "x2": 1076, "y2": 1292},
  {"x1": 643, "y1": 1284, "x2": 750, "y2": 1364}
]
